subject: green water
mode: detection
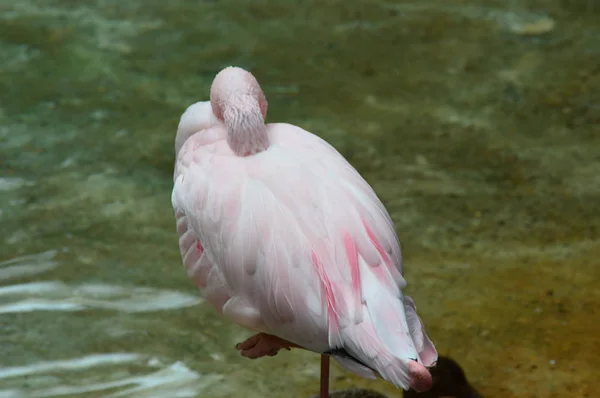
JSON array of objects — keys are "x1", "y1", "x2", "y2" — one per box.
[{"x1": 1, "y1": 1, "x2": 599, "y2": 397}]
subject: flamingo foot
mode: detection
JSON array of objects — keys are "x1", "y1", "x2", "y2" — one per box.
[{"x1": 235, "y1": 333, "x2": 298, "y2": 359}]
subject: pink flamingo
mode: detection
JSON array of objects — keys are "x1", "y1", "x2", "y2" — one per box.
[{"x1": 172, "y1": 66, "x2": 438, "y2": 397}]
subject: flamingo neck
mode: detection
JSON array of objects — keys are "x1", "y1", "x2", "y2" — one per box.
[{"x1": 223, "y1": 97, "x2": 269, "y2": 157}]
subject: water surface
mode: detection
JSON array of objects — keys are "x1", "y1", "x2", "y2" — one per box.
[{"x1": 1, "y1": 0, "x2": 599, "y2": 397}]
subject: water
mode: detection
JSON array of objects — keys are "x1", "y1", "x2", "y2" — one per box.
[{"x1": 1, "y1": 0, "x2": 599, "y2": 397}]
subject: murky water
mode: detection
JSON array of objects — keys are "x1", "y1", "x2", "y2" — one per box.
[{"x1": 1, "y1": 1, "x2": 599, "y2": 397}]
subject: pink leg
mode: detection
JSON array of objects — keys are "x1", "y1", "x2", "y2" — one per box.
[
  {"x1": 235, "y1": 333, "x2": 301, "y2": 359},
  {"x1": 320, "y1": 354, "x2": 330, "y2": 398}
]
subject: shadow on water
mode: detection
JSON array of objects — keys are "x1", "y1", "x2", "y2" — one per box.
[{"x1": 1, "y1": 0, "x2": 599, "y2": 397}]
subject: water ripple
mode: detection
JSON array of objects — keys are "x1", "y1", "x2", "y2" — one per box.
[
  {"x1": 0, "y1": 177, "x2": 30, "y2": 192},
  {"x1": 0, "y1": 251, "x2": 59, "y2": 281},
  {"x1": 0, "y1": 281, "x2": 202, "y2": 314},
  {"x1": 0, "y1": 354, "x2": 224, "y2": 398}
]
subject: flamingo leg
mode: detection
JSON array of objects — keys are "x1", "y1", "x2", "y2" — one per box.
[{"x1": 320, "y1": 354, "x2": 330, "y2": 398}]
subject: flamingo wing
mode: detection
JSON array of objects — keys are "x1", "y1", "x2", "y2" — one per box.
[{"x1": 172, "y1": 121, "x2": 437, "y2": 389}]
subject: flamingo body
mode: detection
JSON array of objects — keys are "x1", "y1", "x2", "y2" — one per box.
[{"x1": 172, "y1": 67, "x2": 437, "y2": 392}]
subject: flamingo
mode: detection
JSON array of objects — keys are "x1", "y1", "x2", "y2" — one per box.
[{"x1": 172, "y1": 66, "x2": 438, "y2": 397}]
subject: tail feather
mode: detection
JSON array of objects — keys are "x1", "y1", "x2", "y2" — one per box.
[
  {"x1": 404, "y1": 296, "x2": 438, "y2": 366},
  {"x1": 340, "y1": 307, "x2": 415, "y2": 389},
  {"x1": 332, "y1": 257, "x2": 437, "y2": 390},
  {"x1": 332, "y1": 355, "x2": 378, "y2": 380},
  {"x1": 327, "y1": 348, "x2": 378, "y2": 380}
]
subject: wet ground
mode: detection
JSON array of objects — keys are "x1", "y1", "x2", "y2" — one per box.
[{"x1": 1, "y1": 0, "x2": 599, "y2": 397}]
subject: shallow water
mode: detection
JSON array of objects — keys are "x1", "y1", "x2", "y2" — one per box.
[{"x1": 1, "y1": 0, "x2": 599, "y2": 397}]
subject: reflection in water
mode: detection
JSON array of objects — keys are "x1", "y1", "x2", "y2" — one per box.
[{"x1": 0, "y1": 354, "x2": 224, "y2": 398}]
